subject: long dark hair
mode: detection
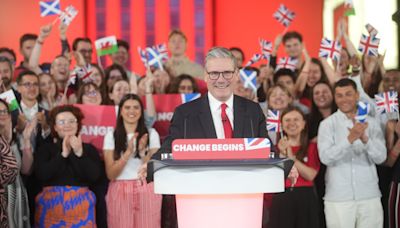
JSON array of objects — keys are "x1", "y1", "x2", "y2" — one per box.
[
  {"x1": 280, "y1": 106, "x2": 309, "y2": 161},
  {"x1": 301, "y1": 58, "x2": 329, "y2": 100},
  {"x1": 308, "y1": 81, "x2": 337, "y2": 139},
  {"x1": 113, "y1": 94, "x2": 148, "y2": 160}
]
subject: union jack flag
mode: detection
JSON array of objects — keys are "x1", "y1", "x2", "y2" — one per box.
[
  {"x1": 181, "y1": 93, "x2": 201, "y2": 103},
  {"x1": 365, "y1": 23, "x2": 378, "y2": 37},
  {"x1": 59, "y1": 5, "x2": 78, "y2": 26},
  {"x1": 137, "y1": 47, "x2": 148, "y2": 67},
  {"x1": 374, "y1": 91, "x2": 399, "y2": 114},
  {"x1": 259, "y1": 38, "x2": 272, "y2": 59},
  {"x1": 267, "y1": 109, "x2": 281, "y2": 132},
  {"x1": 355, "y1": 101, "x2": 370, "y2": 123},
  {"x1": 39, "y1": 0, "x2": 62, "y2": 17},
  {"x1": 273, "y1": 4, "x2": 295, "y2": 27},
  {"x1": 244, "y1": 138, "x2": 271, "y2": 150},
  {"x1": 358, "y1": 34, "x2": 380, "y2": 56},
  {"x1": 239, "y1": 69, "x2": 257, "y2": 92},
  {"x1": 153, "y1": 43, "x2": 168, "y2": 55},
  {"x1": 70, "y1": 64, "x2": 93, "y2": 84},
  {"x1": 276, "y1": 57, "x2": 298, "y2": 71},
  {"x1": 244, "y1": 53, "x2": 262, "y2": 67},
  {"x1": 319, "y1": 38, "x2": 342, "y2": 62}
]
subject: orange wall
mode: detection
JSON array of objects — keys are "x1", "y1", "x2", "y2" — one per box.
[
  {"x1": 0, "y1": 0, "x2": 323, "y2": 70},
  {"x1": 215, "y1": 0, "x2": 323, "y2": 63},
  {"x1": 0, "y1": 0, "x2": 85, "y2": 64}
]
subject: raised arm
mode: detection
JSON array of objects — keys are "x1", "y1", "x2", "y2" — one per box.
[
  {"x1": 29, "y1": 24, "x2": 52, "y2": 74},
  {"x1": 294, "y1": 47, "x2": 311, "y2": 97}
]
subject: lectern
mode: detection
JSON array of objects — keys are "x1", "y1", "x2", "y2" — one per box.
[{"x1": 151, "y1": 138, "x2": 293, "y2": 228}]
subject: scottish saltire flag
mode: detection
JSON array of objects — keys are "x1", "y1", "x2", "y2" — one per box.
[
  {"x1": 181, "y1": 93, "x2": 200, "y2": 103},
  {"x1": 355, "y1": 101, "x2": 370, "y2": 123},
  {"x1": 273, "y1": 4, "x2": 295, "y2": 27},
  {"x1": 267, "y1": 109, "x2": 281, "y2": 132},
  {"x1": 374, "y1": 91, "x2": 399, "y2": 114},
  {"x1": 358, "y1": 34, "x2": 380, "y2": 56},
  {"x1": 244, "y1": 138, "x2": 271, "y2": 150},
  {"x1": 59, "y1": 5, "x2": 78, "y2": 25},
  {"x1": 319, "y1": 38, "x2": 342, "y2": 62},
  {"x1": 0, "y1": 90, "x2": 19, "y2": 111},
  {"x1": 259, "y1": 38, "x2": 272, "y2": 57},
  {"x1": 244, "y1": 54, "x2": 262, "y2": 67},
  {"x1": 138, "y1": 47, "x2": 148, "y2": 67},
  {"x1": 40, "y1": 0, "x2": 62, "y2": 17},
  {"x1": 146, "y1": 46, "x2": 168, "y2": 70},
  {"x1": 365, "y1": 23, "x2": 378, "y2": 37},
  {"x1": 95, "y1": 36, "x2": 118, "y2": 56},
  {"x1": 239, "y1": 69, "x2": 257, "y2": 92},
  {"x1": 344, "y1": 0, "x2": 356, "y2": 16},
  {"x1": 276, "y1": 57, "x2": 298, "y2": 71}
]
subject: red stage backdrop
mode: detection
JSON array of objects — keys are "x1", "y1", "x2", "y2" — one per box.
[{"x1": 0, "y1": 0, "x2": 323, "y2": 75}]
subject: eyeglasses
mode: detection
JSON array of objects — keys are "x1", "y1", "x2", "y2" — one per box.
[
  {"x1": 84, "y1": 90, "x2": 98, "y2": 97},
  {"x1": 206, "y1": 70, "x2": 235, "y2": 80},
  {"x1": 0, "y1": 109, "x2": 9, "y2": 115},
  {"x1": 20, "y1": 82, "x2": 39, "y2": 88},
  {"x1": 56, "y1": 119, "x2": 78, "y2": 126}
]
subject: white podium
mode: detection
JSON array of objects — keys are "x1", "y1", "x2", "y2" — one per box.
[{"x1": 152, "y1": 159, "x2": 293, "y2": 228}]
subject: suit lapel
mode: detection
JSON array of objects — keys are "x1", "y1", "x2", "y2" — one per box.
[
  {"x1": 233, "y1": 96, "x2": 246, "y2": 138},
  {"x1": 198, "y1": 96, "x2": 217, "y2": 138}
]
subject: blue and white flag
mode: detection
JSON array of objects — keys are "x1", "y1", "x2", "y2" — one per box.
[
  {"x1": 181, "y1": 93, "x2": 201, "y2": 103},
  {"x1": 40, "y1": 0, "x2": 62, "y2": 17},
  {"x1": 355, "y1": 101, "x2": 370, "y2": 123},
  {"x1": 239, "y1": 69, "x2": 257, "y2": 92}
]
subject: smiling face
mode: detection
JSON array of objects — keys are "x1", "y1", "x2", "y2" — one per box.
[
  {"x1": 18, "y1": 75, "x2": 39, "y2": 103},
  {"x1": 81, "y1": 84, "x2": 102, "y2": 105},
  {"x1": 0, "y1": 102, "x2": 10, "y2": 128},
  {"x1": 39, "y1": 74, "x2": 56, "y2": 98},
  {"x1": 54, "y1": 111, "x2": 78, "y2": 138},
  {"x1": 109, "y1": 80, "x2": 130, "y2": 105},
  {"x1": 282, "y1": 110, "x2": 306, "y2": 138},
  {"x1": 121, "y1": 99, "x2": 142, "y2": 125},
  {"x1": 334, "y1": 85, "x2": 359, "y2": 114},
  {"x1": 51, "y1": 57, "x2": 70, "y2": 83},
  {"x1": 306, "y1": 62, "x2": 322, "y2": 87},
  {"x1": 205, "y1": 58, "x2": 237, "y2": 102},
  {"x1": 313, "y1": 83, "x2": 333, "y2": 109},
  {"x1": 284, "y1": 38, "x2": 303, "y2": 58},
  {"x1": 268, "y1": 86, "x2": 292, "y2": 111}
]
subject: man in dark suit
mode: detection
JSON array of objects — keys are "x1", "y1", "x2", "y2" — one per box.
[{"x1": 161, "y1": 46, "x2": 267, "y2": 152}]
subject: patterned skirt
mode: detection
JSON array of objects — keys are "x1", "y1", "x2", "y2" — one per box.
[{"x1": 35, "y1": 186, "x2": 96, "y2": 228}]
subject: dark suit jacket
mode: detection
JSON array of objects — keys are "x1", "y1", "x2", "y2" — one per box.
[{"x1": 158, "y1": 94, "x2": 271, "y2": 155}]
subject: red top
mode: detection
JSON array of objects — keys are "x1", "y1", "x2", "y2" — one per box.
[{"x1": 284, "y1": 142, "x2": 320, "y2": 188}]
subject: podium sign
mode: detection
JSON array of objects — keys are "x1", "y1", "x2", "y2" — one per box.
[{"x1": 172, "y1": 138, "x2": 270, "y2": 160}]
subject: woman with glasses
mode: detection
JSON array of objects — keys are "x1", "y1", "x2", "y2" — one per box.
[
  {"x1": 0, "y1": 99, "x2": 18, "y2": 228},
  {"x1": 33, "y1": 105, "x2": 101, "y2": 227},
  {"x1": 104, "y1": 94, "x2": 161, "y2": 228},
  {"x1": 77, "y1": 82, "x2": 104, "y2": 105},
  {"x1": 268, "y1": 106, "x2": 320, "y2": 228}
]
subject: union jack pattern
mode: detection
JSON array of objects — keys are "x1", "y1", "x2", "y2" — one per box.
[
  {"x1": 276, "y1": 57, "x2": 298, "y2": 71},
  {"x1": 319, "y1": 38, "x2": 342, "y2": 62},
  {"x1": 267, "y1": 109, "x2": 281, "y2": 132},
  {"x1": 273, "y1": 4, "x2": 295, "y2": 27},
  {"x1": 244, "y1": 138, "x2": 271, "y2": 150},
  {"x1": 358, "y1": 34, "x2": 380, "y2": 56},
  {"x1": 374, "y1": 91, "x2": 399, "y2": 114}
]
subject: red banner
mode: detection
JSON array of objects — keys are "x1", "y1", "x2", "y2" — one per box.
[
  {"x1": 172, "y1": 138, "x2": 270, "y2": 160},
  {"x1": 74, "y1": 104, "x2": 117, "y2": 158}
]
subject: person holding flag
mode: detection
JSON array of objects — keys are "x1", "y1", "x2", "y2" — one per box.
[{"x1": 318, "y1": 79, "x2": 385, "y2": 228}]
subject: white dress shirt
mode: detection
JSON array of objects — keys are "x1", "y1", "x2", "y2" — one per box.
[
  {"x1": 208, "y1": 92, "x2": 234, "y2": 139},
  {"x1": 317, "y1": 109, "x2": 386, "y2": 202}
]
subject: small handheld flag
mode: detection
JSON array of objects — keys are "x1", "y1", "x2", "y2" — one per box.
[
  {"x1": 138, "y1": 47, "x2": 148, "y2": 67},
  {"x1": 245, "y1": 54, "x2": 262, "y2": 67},
  {"x1": 95, "y1": 36, "x2": 118, "y2": 56},
  {"x1": 59, "y1": 5, "x2": 78, "y2": 25},
  {"x1": 0, "y1": 90, "x2": 20, "y2": 112},
  {"x1": 276, "y1": 57, "x2": 298, "y2": 71},
  {"x1": 267, "y1": 109, "x2": 281, "y2": 132},
  {"x1": 273, "y1": 4, "x2": 295, "y2": 27},
  {"x1": 146, "y1": 45, "x2": 169, "y2": 70},
  {"x1": 355, "y1": 101, "x2": 370, "y2": 123},
  {"x1": 374, "y1": 91, "x2": 399, "y2": 115},
  {"x1": 358, "y1": 34, "x2": 380, "y2": 56},
  {"x1": 239, "y1": 69, "x2": 258, "y2": 92},
  {"x1": 344, "y1": 0, "x2": 356, "y2": 16},
  {"x1": 319, "y1": 38, "x2": 342, "y2": 62},
  {"x1": 181, "y1": 93, "x2": 201, "y2": 103},
  {"x1": 40, "y1": 0, "x2": 62, "y2": 17}
]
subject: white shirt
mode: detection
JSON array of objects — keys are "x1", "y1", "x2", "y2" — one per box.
[
  {"x1": 317, "y1": 109, "x2": 386, "y2": 201},
  {"x1": 21, "y1": 101, "x2": 39, "y2": 121},
  {"x1": 103, "y1": 128, "x2": 160, "y2": 180},
  {"x1": 208, "y1": 92, "x2": 234, "y2": 139}
]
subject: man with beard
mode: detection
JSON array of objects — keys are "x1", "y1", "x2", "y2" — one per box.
[
  {"x1": 0, "y1": 57, "x2": 14, "y2": 93},
  {"x1": 72, "y1": 37, "x2": 93, "y2": 65}
]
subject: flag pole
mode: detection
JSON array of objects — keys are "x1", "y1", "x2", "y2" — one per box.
[
  {"x1": 52, "y1": 16, "x2": 60, "y2": 25},
  {"x1": 97, "y1": 55, "x2": 103, "y2": 70}
]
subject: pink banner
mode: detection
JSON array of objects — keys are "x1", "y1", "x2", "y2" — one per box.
[{"x1": 74, "y1": 104, "x2": 116, "y2": 158}]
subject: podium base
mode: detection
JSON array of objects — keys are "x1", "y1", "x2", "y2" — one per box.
[{"x1": 176, "y1": 193, "x2": 263, "y2": 228}]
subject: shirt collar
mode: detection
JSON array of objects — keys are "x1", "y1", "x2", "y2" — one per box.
[
  {"x1": 21, "y1": 100, "x2": 38, "y2": 112},
  {"x1": 208, "y1": 92, "x2": 234, "y2": 112}
]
